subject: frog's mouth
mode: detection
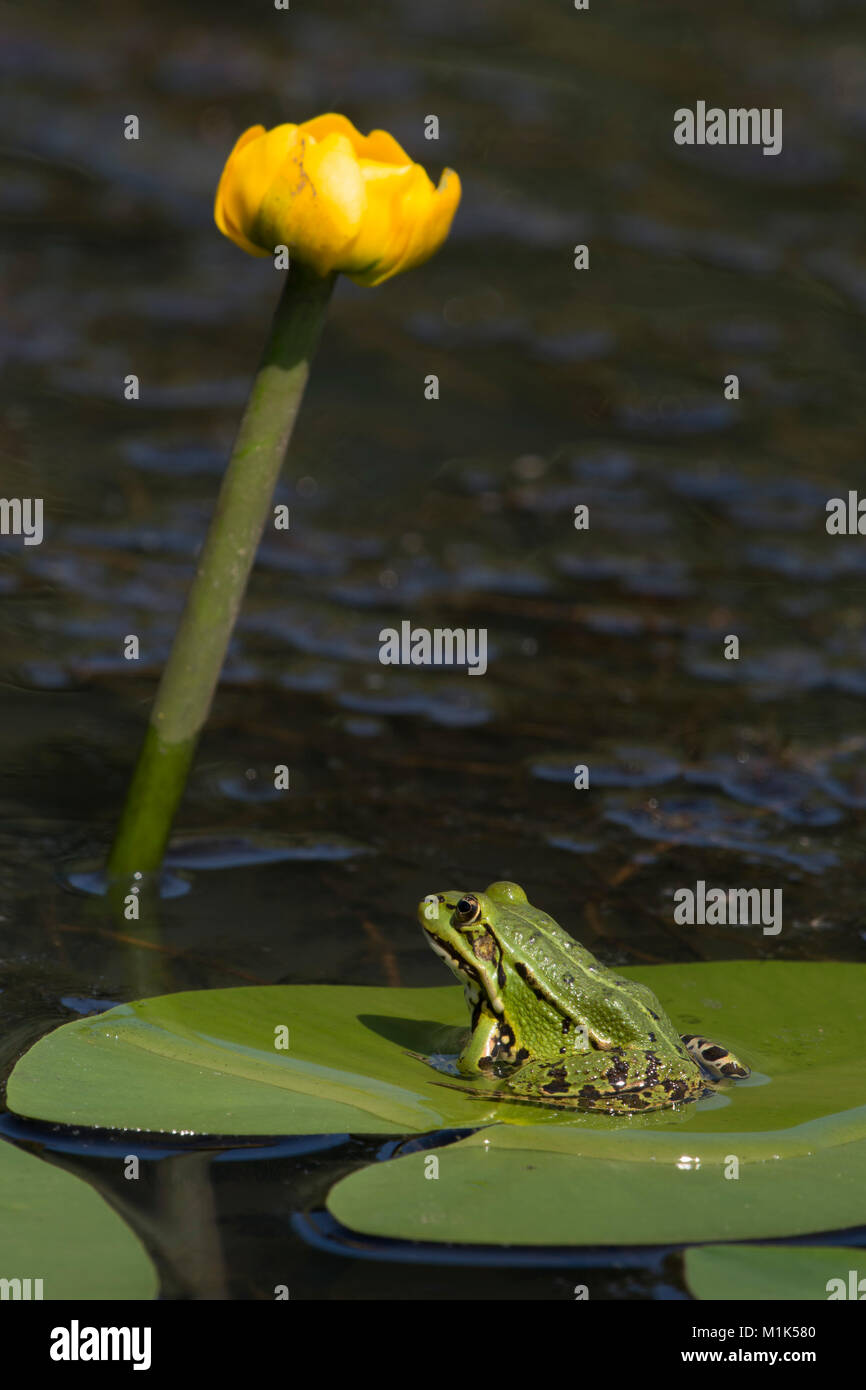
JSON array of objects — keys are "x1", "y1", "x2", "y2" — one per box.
[
  {"x1": 418, "y1": 896, "x2": 505, "y2": 1015},
  {"x1": 426, "y1": 934, "x2": 505, "y2": 1016}
]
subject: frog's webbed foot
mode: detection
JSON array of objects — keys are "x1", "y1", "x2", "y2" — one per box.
[{"x1": 681, "y1": 1034, "x2": 750, "y2": 1080}]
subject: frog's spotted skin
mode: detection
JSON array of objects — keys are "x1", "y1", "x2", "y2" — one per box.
[
  {"x1": 418, "y1": 881, "x2": 750, "y2": 1115},
  {"x1": 681, "y1": 1033, "x2": 750, "y2": 1081}
]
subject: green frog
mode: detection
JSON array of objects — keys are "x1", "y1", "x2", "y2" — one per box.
[{"x1": 418, "y1": 881, "x2": 750, "y2": 1114}]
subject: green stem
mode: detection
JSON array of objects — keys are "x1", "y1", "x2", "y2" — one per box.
[{"x1": 107, "y1": 263, "x2": 336, "y2": 880}]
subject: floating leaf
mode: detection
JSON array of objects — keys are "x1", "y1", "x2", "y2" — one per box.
[
  {"x1": 684, "y1": 1243, "x2": 866, "y2": 1301},
  {"x1": 7, "y1": 985, "x2": 473, "y2": 1136},
  {"x1": 0, "y1": 1138, "x2": 158, "y2": 1299},
  {"x1": 7, "y1": 965, "x2": 866, "y2": 1154},
  {"x1": 327, "y1": 1129, "x2": 866, "y2": 1247}
]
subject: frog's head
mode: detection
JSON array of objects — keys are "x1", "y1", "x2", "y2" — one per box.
[{"x1": 417, "y1": 881, "x2": 529, "y2": 1015}]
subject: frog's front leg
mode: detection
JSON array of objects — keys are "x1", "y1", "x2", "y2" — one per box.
[
  {"x1": 457, "y1": 998, "x2": 502, "y2": 1075},
  {"x1": 507, "y1": 1045, "x2": 704, "y2": 1111}
]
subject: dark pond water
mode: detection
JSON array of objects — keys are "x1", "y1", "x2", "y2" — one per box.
[{"x1": 2, "y1": 0, "x2": 866, "y2": 1298}]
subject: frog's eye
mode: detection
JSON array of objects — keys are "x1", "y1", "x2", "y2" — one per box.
[{"x1": 454, "y1": 895, "x2": 481, "y2": 926}]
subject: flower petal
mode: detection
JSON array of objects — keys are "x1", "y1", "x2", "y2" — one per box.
[
  {"x1": 214, "y1": 114, "x2": 461, "y2": 283},
  {"x1": 254, "y1": 131, "x2": 366, "y2": 274},
  {"x1": 349, "y1": 164, "x2": 462, "y2": 286},
  {"x1": 215, "y1": 124, "x2": 301, "y2": 257}
]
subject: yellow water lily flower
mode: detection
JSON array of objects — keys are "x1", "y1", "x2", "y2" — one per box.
[{"x1": 214, "y1": 113, "x2": 461, "y2": 287}]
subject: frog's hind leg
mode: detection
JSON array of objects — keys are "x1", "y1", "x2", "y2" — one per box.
[
  {"x1": 681, "y1": 1034, "x2": 750, "y2": 1080},
  {"x1": 507, "y1": 1047, "x2": 705, "y2": 1114},
  {"x1": 433, "y1": 1076, "x2": 691, "y2": 1115}
]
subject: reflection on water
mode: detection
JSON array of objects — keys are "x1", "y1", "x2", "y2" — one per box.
[{"x1": 1, "y1": 0, "x2": 865, "y2": 1297}]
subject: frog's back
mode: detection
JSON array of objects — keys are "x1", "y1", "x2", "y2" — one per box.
[
  {"x1": 504, "y1": 900, "x2": 605, "y2": 975},
  {"x1": 504, "y1": 901, "x2": 683, "y2": 1045}
]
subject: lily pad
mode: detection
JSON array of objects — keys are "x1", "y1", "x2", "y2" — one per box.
[
  {"x1": 9, "y1": 963, "x2": 866, "y2": 1247},
  {"x1": 6, "y1": 985, "x2": 475, "y2": 1136},
  {"x1": 7, "y1": 964, "x2": 866, "y2": 1151},
  {"x1": 0, "y1": 1138, "x2": 158, "y2": 1299},
  {"x1": 684, "y1": 1244, "x2": 866, "y2": 1301},
  {"x1": 327, "y1": 1129, "x2": 866, "y2": 1246}
]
